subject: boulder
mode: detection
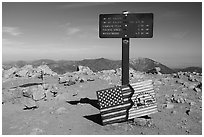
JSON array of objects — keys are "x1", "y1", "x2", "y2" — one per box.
[
  {"x1": 32, "y1": 85, "x2": 46, "y2": 101},
  {"x1": 37, "y1": 65, "x2": 57, "y2": 76},
  {"x1": 147, "y1": 67, "x2": 162, "y2": 75},
  {"x1": 3, "y1": 67, "x2": 18, "y2": 78},
  {"x1": 15, "y1": 65, "x2": 33, "y2": 77},
  {"x1": 115, "y1": 68, "x2": 122, "y2": 76},
  {"x1": 76, "y1": 65, "x2": 93, "y2": 75},
  {"x1": 21, "y1": 97, "x2": 38, "y2": 109}
]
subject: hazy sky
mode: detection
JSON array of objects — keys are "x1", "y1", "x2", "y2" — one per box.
[{"x1": 2, "y1": 2, "x2": 202, "y2": 68}]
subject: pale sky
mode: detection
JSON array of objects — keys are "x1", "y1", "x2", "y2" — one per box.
[{"x1": 2, "y1": 2, "x2": 202, "y2": 68}]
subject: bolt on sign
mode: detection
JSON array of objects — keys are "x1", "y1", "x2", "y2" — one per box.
[
  {"x1": 96, "y1": 80, "x2": 158, "y2": 125},
  {"x1": 97, "y1": 12, "x2": 157, "y2": 125}
]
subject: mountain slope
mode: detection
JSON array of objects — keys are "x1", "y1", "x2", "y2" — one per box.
[{"x1": 130, "y1": 58, "x2": 175, "y2": 74}]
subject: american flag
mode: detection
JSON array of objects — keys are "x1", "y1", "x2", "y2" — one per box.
[
  {"x1": 96, "y1": 80, "x2": 157, "y2": 125},
  {"x1": 96, "y1": 85, "x2": 132, "y2": 125},
  {"x1": 128, "y1": 80, "x2": 158, "y2": 119}
]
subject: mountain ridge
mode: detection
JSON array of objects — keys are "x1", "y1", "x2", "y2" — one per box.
[{"x1": 2, "y1": 57, "x2": 201, "y2": 74}]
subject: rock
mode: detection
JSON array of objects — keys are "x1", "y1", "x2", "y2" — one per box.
[
  {"x1": 3, "y1": 67, "x2": 18, "y2": 78},
  {"x1": 59, "y1": 76, "x2": 69, "y2": 84},
  {"x1": 115, "y1": 68, "x2": 122, "y2": 76},
  {"x1": 133, "y1": 118, "x2": 147, "y2": 126},
  {"x1": 42, "y1": 83, "x2": 49, "y2": 90},
  {"x1": 196, "y1": 82, "x2": 202, "y2": 89},
  {"x1": 22, "y1": 87, "x2": 33, "y2": 98},
  {"x1": 154, "y1": 80, "x2": 162, "y2": 85},
  {"x1": 76, "y1": 65, "x2": 93, "y2": 75},
  {"x1": 22, "y1": 97, "x2": 38, "y2": 109},
  {"x1": 186, "y1": 109, "x2": 191, "y2": 115},
  {"x1": 55, "y1": 107, "x2": 67, "y2": 115},
  {"x1": 15, "y1": 65, "x2": 33, "y2": 77},
  {"x1": 87, "y1": 77, "x2": 95, "y2": 81},
  {"x1": 175, "y1": 79, "x2": 184, "y2": 85},
  {"x1": 171, "y1": 110, "x2": 177, "y2": 114},
  {"x1": 101, "y1": 69, "x2": 116, "y2": 75},
  {"x1": 30, "y1": 128, "x2": 44, "y2": 135},
  {"x1": 37, "y1": 65, "x2": 57, "y2": 76},
  {"x1": 50, "y1": 84, "x2": 58, "y2": 96},
  {"x1": 79, "y1": 77, "x2": 87, "y2": 83},
  {"x1": 147, "y1": 67, "x2": 162, "y2": 75},
  {"x1": 32, "y1": 85, "x2": 46, "y2": 101},
  {"x1": 172, "y1": 73, "x2": 179, "y2": 78},
  {"x1": 194, "y1": 87, "x2": 201, "y2": 92},
  {"x1": 188, "y1": 75, "x2": 196, "y2": 82},
  {"x1": 188, "y1": 84, "x2": 196, "y2": 90},
  {"x1": 64, "y1": 80, "x2": 76, "y2": 86},
  {"x1": 133, "y1": 118, "x2": 153, "y2": 127},
  {"x1": 165, "y1": 103, "x2": 174, "y2": 109}
]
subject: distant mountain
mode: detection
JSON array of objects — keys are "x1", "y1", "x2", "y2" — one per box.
[
  {"x1": 130, "y1": 58, "x2": 175, "y2": 74},
  {"x1": 174, "y1": 67, "x2": 202, "y2": 73},
  {"x1": 2, "y1": 57, "x2": 179, "y2": 74},
  {"x1": 77, "y1": 58, "x2": 121, "y2": 72}
]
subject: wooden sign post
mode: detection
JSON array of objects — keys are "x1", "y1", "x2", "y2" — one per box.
[{"x1": 99, "y1": 11, "x2": 153, "y2": 85}]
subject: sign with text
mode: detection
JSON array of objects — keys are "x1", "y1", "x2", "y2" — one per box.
[{"x1": 99, "y1": 13, "x2": 153, "y2": 38}]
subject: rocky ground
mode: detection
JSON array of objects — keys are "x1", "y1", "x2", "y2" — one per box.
[{"x1": 2, "y1": 65, "x2": 202, "y2": 135}]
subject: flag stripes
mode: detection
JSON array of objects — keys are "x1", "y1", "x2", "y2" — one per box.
[
  {"x1": 96, "y1": 85, "x2": 133, "y2": 125},
  {"x1": 128, "y1": 80, "x2": 158, "y2": 120},
  {"x1": 96, "y1": 79, "x2": 157, "y2": 125}
]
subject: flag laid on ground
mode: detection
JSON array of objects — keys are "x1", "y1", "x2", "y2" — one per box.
[
  {"x1": 96, "y1": 85, "x2": 133, "y2": 125},
  {"x1": 96, "y1": 79, "x2": 157, "y2": 125},
  {"x1": 128, "y1": 80, "x2": 158, "y2": 119}
]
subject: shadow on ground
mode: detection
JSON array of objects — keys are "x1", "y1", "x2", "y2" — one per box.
[
  {"x1": 67, "y1": 98, "x2": 103, "y2": 125},
  {"x1": 66, "y1": 97, "x2": 100, "y2": 109}
]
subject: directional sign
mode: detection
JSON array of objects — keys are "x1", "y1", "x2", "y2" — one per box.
[{"x1": 99, "y1": 13, "x2": 153, "y2": 38}]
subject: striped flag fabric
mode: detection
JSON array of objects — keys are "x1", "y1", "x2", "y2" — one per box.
[
  {"x1": 96, "y1": 80, "x2": 157, "y2": 125},
  {"x1": 128, "y1": 80, "x2": 158, "y2": 119},
  {"x1": 96, "y1": 85, "x2": 132, "y2": 125}
]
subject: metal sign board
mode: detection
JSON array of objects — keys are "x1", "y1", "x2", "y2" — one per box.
[{"x1": 99, "y1": 13, "x2": 153, "y2": 38}]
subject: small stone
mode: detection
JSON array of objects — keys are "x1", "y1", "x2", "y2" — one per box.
[
  {"x1": 165, "y1": 103, "x2": 174, "y2": 109},
  {"x1": 186, "y1": 109, "x2": 191, "y2": 115},
  {"x1": 171, "y1": 110, "x2": 177, "y2": 114},
  {"x1": 42, "y1": 83, "x2": 49, "y2": 90}
]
